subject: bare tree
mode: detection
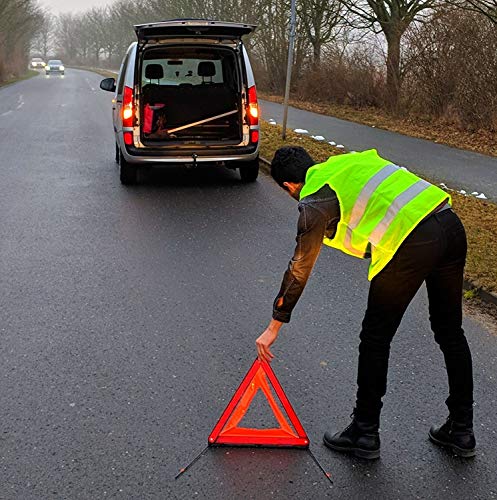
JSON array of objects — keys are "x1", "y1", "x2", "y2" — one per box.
[
  {"x1": 249, "y1": 0, "x2": 303, "y2": 91},
  {"x1": 339, "y1": 0, "x2": 445, "y2": 110},
  {"x1": 448, "y1": 0, "x2": 497, "y2": 22},
  {"x1": 56, "y1": 13, "x2": 81, "y2": 62},
  {"x1": 32, "y1": 10, "x2": 54, "y2": 60},
  {"x1": 84, "y1": 7, "x2": 110, "y2": 64},
  {"x1": 297, "y1": 0, "x2": 344, "y2": 65},
  {"x1": 403, "y1": 8, "x2": 497, "y2": 128}
]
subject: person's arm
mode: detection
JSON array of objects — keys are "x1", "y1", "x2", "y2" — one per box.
[
  {"x1": 256, "y1": 203, "x2": 328, "y2": 362},
  {"x1": 273, "y1": 203, "x2": 328, "y2": 322}
]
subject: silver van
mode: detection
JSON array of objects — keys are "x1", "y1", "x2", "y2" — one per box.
[{"x1": 99, "y1": 19, "x2": 260, "y2": 185}]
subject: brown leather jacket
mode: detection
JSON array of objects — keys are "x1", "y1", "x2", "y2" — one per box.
[{"x1": 272, "y1": 185, "x2": 340, "y2": 323}]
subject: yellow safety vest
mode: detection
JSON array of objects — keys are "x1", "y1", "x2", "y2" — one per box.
[{"x1": 299, "y1": 150, "x2": 450, "y2": 280}]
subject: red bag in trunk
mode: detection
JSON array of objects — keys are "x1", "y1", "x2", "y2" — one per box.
[
  {"x1": 143, "y1": 103, "x2": 165, "y2": 134},
  {"x1": 143, "y1": 104, "x2": 154, "y2": 134}
]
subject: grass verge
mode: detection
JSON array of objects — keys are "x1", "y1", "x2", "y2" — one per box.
[
  {"x1": 260, "y1": 92, "x2": 497, "y2": 158},
  {"x1": 260, "y1": 120, "x2": 497, "y2": 294},
  {"x1": 0, "y1": 69, "x2": 39, "y2": 88}
]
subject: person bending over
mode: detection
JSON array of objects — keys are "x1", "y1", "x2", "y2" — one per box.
[{"x1": 255, "y1": 146, "x2": 475, "y2": 459}]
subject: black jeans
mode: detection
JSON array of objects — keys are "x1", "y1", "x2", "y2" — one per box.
[{"x1": 355, "y1": 209, "x2": 474, "y2": 426}]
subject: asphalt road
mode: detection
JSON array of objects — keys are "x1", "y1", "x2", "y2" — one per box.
[
  {"x1": 1, "y1": 69, "x2": 496, "y2": 499},
  {"x1": 260, "y1": 100, "x2": 497, "y2": 201}
]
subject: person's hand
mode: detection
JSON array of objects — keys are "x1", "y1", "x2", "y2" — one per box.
[{"x1": 256, "y1": 319, "x2": 283, "y2": 363}]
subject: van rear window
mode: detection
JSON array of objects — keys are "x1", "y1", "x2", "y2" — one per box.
[
  {"x1": 141, "y1": 47, "x2": 235, "y2": 87},
  {"x1": 143, "y1": 59, "x2": 223, "y2": 86}
]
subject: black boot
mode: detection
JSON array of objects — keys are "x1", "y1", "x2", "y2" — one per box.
[
  {"x1": 429, "y1": 418, "x2": 476, "y2": 458},
  {"x1": 323, "y1": 416, "x2": 380, "y2": 460}
]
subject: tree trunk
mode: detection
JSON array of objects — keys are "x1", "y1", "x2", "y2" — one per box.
[
  {"x1": 312, "y1": 39, "x2": 321, "y2": 66},
  {"x1": 43, "y1": 35, "x2": 48, "y2": 60},
  {"x1": 385, "y1": 30, "x2": 402, "y2": 113}
]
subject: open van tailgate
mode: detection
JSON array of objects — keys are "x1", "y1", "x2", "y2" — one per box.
[{"x1": 134, "y1": 19, "x2": 256, "y2": 41}]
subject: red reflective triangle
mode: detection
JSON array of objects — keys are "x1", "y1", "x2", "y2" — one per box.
[{"x1": 209, "y1": 359, "x2": 309, "y2": 448}]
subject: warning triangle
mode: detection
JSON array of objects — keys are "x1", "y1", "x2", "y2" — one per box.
[
  {"x1": 237, "y1": 389, "x2": 281, "y2": 429},
  {"x1": 209, "y1": 359, "x2": 309, "y2": 448}
]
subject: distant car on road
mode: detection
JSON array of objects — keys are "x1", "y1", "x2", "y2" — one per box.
[
  {"x1": 30, "y1": 57, "x2": 46, "y2": 68},
  {"x1": 99, "y1": 19, "x2": 260, "y2": 185},
  {"x1": 45, "y1": 60, "x2": 65, "y2": 75}
]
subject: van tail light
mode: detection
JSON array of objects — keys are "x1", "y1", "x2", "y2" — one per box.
[
  {"x1": 122, "y1": 86, "x2": 134, "y2": 127},
  {"x1": 247, "y1": 85, "x2": 258, "y2": 126},
  {"x1": 250, "y1": 130, "x2": 259, "y2": 143},
  {"x1": 123, "y1": 132, "x2": 133, "y2": 145}
]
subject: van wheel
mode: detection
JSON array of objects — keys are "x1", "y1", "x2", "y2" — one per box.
[
  {"x1": 239, "y1": 158, "x2": 259, "y2": 183},
  {"x1": 119, "y1": 150, "x2": 138, "y2": 185},
  {"x1": 115, "y1": 143, "x2": 119, "y2": 163}
]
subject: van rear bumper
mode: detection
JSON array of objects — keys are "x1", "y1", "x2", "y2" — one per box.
[{"x1": 121, "y1": 144, "x2": 259, "y2": 164}]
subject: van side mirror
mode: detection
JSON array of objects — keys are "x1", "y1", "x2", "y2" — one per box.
[{"x1": 100, "y1": 77, "x2": 116, "y2": 92}]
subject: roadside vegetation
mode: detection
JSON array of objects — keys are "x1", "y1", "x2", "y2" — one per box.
[
  {"x1": 258, "y1": 6, "x2": 497, "y2": 157},
  {"x1": 259, "y1": 121, "x2": 497, "y2": 294},
  {"x1": 0, "y1": 0, "x2": 42, "y2": 84},
  {"x1": 0, "y1": 69, "x2": 38, "y2": 88}
]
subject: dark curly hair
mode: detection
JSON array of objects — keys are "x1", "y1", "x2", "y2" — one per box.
[{"x1": 270, "y1": 146, "x2": 315, "y2": 187}]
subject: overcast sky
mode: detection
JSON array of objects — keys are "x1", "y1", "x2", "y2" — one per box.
[{"x1": 40, "y1": 0, "x2": 115, "y2": 14}]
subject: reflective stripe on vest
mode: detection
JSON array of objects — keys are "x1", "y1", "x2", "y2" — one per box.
[
  {"x1": 344, "y1": 163, "x2": 399, "y2": 256},
  {"x1": 369, "y1": 178, "x2": 431, "y2": 246},
  {"x1": 299, "y1": 150, "x2": 451, "y2": 280}
]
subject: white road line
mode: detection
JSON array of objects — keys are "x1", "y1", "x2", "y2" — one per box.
[
  {"x1": 16, "y1": 102, "x2": 24, "y2": 109},
  {"x1": 1, "y1": 110, "x2": 13, "y2": 116},
  {"x1": 85, "y1": 77, "x2": 96, "y2": 91},
  {"x1": 18, "y1": 94, "x2": 23, "y2": 103}
]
